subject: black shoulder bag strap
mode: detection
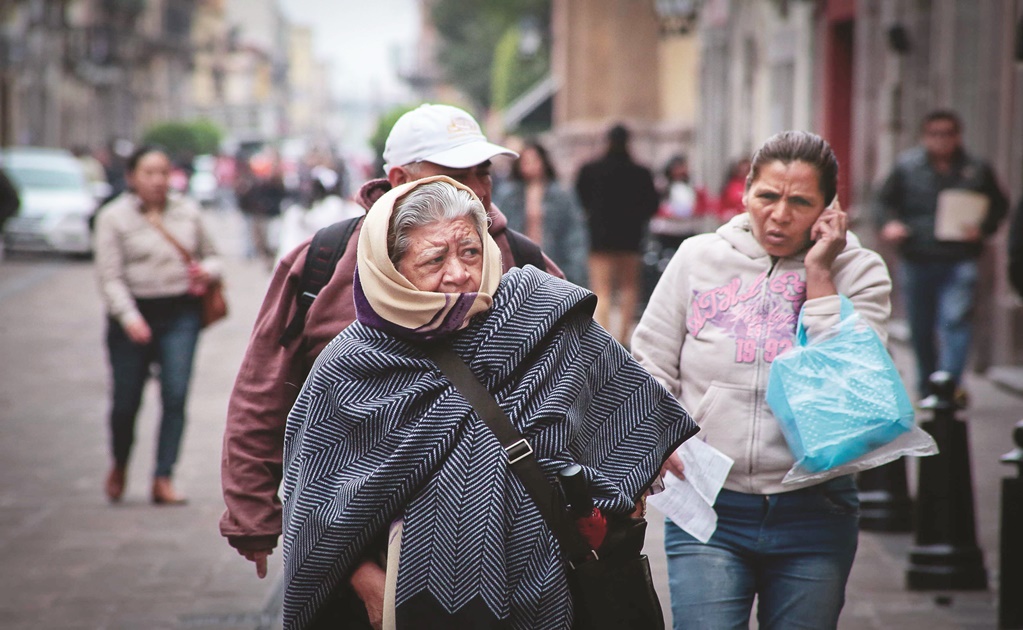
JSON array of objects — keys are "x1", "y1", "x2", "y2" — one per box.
[
  {"x1": 422, "y1": 343, "x2": 594, "y2": 563},
  {"x1": 504, "y1": 228, "x2": 548, "y2": 272},
  {"x1": 279, "y1": 216, "x2": 363, "y2": 346}
]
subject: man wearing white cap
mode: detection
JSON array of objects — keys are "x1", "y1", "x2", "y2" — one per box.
[{"x1": 219, "y1": 104, "x2": 562, "y2": 622}]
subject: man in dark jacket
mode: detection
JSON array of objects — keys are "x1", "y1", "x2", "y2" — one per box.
[
  {"x1": 875, "y1": 110, "x2": 1008, "y2": 402},
  {"x1": 575, "y1": 123, "x2": 659, "y2": 343}
]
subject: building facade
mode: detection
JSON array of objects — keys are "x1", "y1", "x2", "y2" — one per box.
[
  {"x1": 696, "y1": 0, "x2": 1023, "y2": 368},
  {"x1": 547, "y1": 0, "x2": 702, "y2": 187},
  {"x1": 850, "y1": 0, "x2": 1022, "y2": 369},
  {"x1": 538, "y1": 0, "x2": 1022, "y2": 368},
  {"x1": 1, "y1": 0, "x2": 197, "y2": 150},
  {"x1": 1, "y1": 0, "x2": 336, "y2": 159}
]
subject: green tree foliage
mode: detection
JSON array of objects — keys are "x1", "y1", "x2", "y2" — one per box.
[
  {"x1": 141, "y1": 119, "x2": 223, "y2": 160},
  {"x1": 490, "y1": 24, "x2": 551, "y2": 114},
  {"x1": 430, "y1": 0, "x2": 549, "y2": 110}
]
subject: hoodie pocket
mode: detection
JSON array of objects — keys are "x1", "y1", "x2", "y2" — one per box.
[{"x1": 690, "y1": 381, "x2": 753, "y2": 462}]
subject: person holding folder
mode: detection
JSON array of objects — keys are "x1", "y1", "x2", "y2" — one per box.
[{"x1": 875, "y1": 109, "x2": 1007, "y2": 405}]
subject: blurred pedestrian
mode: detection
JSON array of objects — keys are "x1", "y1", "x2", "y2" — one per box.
[
  {"x1": 575, "y1": 123, "x2": 659, "y2": 344},
  {"x1": 718, "y1": 157, "x2": 751, "y2": 221},
  {"x1": 215, "y1": 151, "x2": 235, "y2": 181},
  {"x1": 643, "y1": 154, "x2": 715, "y2": 309},
  {"x1": 649, "y1": 154, "x2": 716, "y2": 246},
  {"x1": 875, "y1": 110, "x2": 1008, "y2": 403},
  {"x1": 1009, "y1": 192, "x2": 1023, "y2": 299},
  {"x1": 94, "y1": 139, "x2": 131, "y2": 208},
  {"x1": 94, "y1": 146, "x2": 223, "y2": 505},
  {"x1": 275, "y1": 166, "x2": 363, "y2": 262},
  {"x1": 235, "y1": 150, "x2": 286, "y2": 270},
  {"x1": 219, "y1": 103, "x2": 563, "y2": 583},
  {"x1": 0, "y1": 166, "x2": 20, "y2": 259},
  {"x1": 494, "y1": 140, "x2": 589, "y2": 285},
  {"x1": 72, "y1": 145, "x2": 109, "y2": 188},
  {"x1": 633, "y1": 130, "x2": 893, "y2": 629},
  {"x1": 281, "y1": 176, "x2": 694, "y2": 628},
  {"x1": 0, "y1": 165, "x2": 19, "y2": 224}
]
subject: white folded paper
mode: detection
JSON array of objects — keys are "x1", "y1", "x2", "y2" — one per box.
[{"x1": 647, "y1": 438, "x2": 734, "y2": 543}]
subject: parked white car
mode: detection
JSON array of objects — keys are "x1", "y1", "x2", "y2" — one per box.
[{"x1": 1, "y1": 147, "x2": 97, "y2": 256}]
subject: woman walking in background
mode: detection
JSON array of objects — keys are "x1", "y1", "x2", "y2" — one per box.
[
  {"x1": 94, "y1": 146, "x2": 222, "y2": 505},
  {"x1": 494, "y1": 140, "x2": 589, "y2": 286}
]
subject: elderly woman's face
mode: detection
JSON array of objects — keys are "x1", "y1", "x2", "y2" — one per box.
[
  {"x1": 396, "y1": 217, "x2": 484, "y2": 293},
  {"x1": 743, "y1": 160, "x2": 826, "y2": 258}
]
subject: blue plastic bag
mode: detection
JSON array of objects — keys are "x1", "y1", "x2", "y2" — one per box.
[{"x1": 766, "y1": 296, "x2": 915, "y2": 473}]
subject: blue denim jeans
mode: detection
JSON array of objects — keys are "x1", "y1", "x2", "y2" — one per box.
[
  {"x1": 900, "y1": 259, "x2": 978, "y2": 396},
  {"x1": 664, "y1": 476, "x2": 859, "y2": 630},
  {"x1": 106, "y1": 296, "x2": 201, "y2": 478}
]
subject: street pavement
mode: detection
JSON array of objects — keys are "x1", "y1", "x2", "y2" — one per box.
[{"x1": 0, "y1": 206, "x2": 1020, "y2": 629}]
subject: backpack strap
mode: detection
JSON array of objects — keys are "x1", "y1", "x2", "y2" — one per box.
[
  {"x1": 278, "y1": 216, "x2": 362, "y2": 346},
  {"x1": 504, "y1": 228, "x2": 547, "y2": 272}
]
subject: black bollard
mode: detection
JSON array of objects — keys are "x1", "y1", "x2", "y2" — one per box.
[
  {"x1": 999, "y1": 420, "x2": 1023, "y2": 629},
  {"x1": 906, "y1": 371, "x2": 988, "y2": 591},
  {"x1": 858, "y1": 458, "x2": 914, "y2": 532}
]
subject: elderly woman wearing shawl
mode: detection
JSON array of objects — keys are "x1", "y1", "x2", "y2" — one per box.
[{"x1": 281, "y1": 176, "x2": 696, "y2": 630}]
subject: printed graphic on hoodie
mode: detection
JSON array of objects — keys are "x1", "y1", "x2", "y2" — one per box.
[{"x1": 687, "y1": 270, "x2": 805, "y2": 364}]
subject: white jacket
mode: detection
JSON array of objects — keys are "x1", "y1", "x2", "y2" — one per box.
[
  {"x1": 94, "y1": 192, "x2": 221, "y2": 329},
  {"x1": 632, "y1": 213, "x2": 893, "y2": 493}
]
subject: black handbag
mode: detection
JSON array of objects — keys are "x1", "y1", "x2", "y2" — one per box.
[{"x1": 424, "y1": 344, "x2": 665, "y2": 630}]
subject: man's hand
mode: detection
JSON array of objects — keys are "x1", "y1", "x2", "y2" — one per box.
[
  {"x1": 960, "y1": 225, "x2": 982, "y2": 242},
  {"x1": 349, "y1": 560, "x2": 387, "y2": 630},
  {"x1": 880, "y1": 219, "x2": 910, "y2": 244},
  {"x1": 239, "y1": 548, "x2": 272, "y2": 579}
]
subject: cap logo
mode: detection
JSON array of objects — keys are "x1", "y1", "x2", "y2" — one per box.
[{"x1": 448, "y1": 116, "x2": 479, "y2": 137}]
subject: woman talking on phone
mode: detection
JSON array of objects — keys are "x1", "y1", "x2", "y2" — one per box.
[{"x1": 633, "y1": 131, "x2": 893, "y2": 629}]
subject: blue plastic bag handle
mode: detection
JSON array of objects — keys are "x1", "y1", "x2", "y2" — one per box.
[{"x1": 796, "y1": 295, "x2": 855, "y2": 347}]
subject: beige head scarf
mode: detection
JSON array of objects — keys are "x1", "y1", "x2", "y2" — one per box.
[{"x1": 353, "y1": 175, "x2": 503, "y2": 340}]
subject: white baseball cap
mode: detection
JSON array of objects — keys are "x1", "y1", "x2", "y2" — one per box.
[{"x1": 382, "y1": 104, "x2": 518, "y2": 174}]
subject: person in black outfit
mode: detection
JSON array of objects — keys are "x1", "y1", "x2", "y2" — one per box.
[
  {"x1": 575, "y1": 124, "x2": 659, "y2": 343},
  {"x1": 0, "y1": 167, "x2": 19, "y2": 224},
  {"x1": 0, "y1": 167, "x2": 20, "y2": 257},
  {"x1": 1009, "y1": 193, "x2": 1023, "y2": 299}
]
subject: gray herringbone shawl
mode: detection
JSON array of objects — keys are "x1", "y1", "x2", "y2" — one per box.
[{"x1": 282, "y1": 266, "x2": 696, "y2": 629}]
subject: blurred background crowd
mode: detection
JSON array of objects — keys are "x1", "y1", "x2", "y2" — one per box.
[{"x1": 1, "y1": 0, "x2": 1021, "y2": 380}]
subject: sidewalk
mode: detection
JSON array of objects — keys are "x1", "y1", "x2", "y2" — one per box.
[
  {"x1": 815, "y1": 323, "x2": 1019, "y2": 629},
  {"x1": 0, "y1": 210, "x2": 283, "y2": 630}
]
